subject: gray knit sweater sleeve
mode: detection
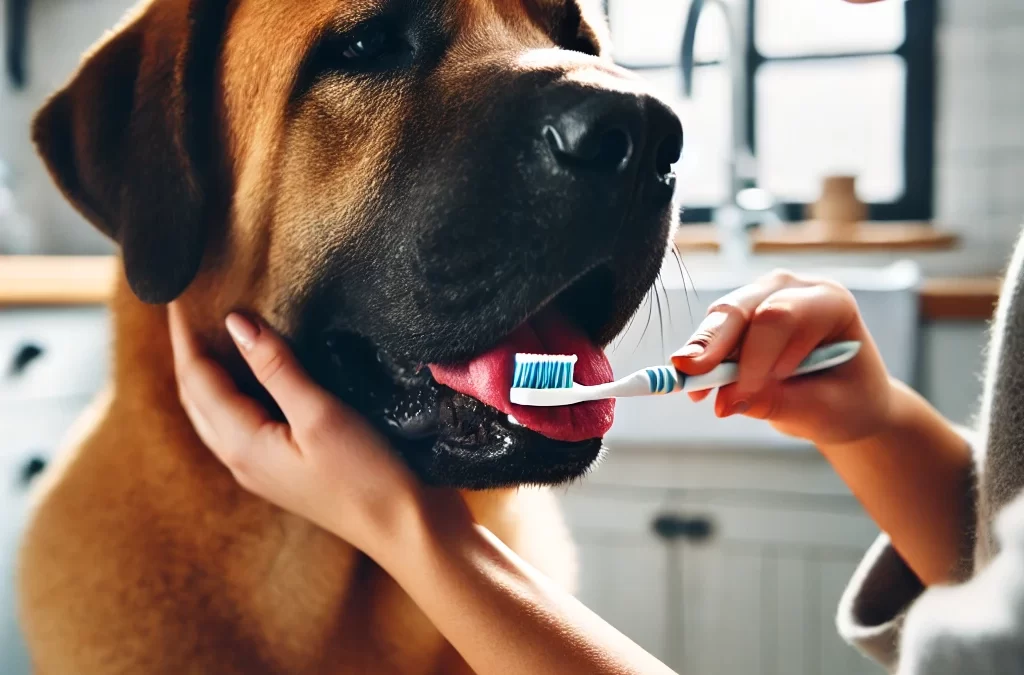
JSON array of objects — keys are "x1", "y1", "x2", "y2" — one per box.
[
  {"x1": 836, "y1": 533, "x2": 924, "y2": 670},
  {"x1": 837, "y1": 226, "x2": 1024, "y2": 673}
]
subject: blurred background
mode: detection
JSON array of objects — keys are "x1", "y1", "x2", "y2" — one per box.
[{"x1": 1, "y1": 0, "x2": 1022, "y2": 673}]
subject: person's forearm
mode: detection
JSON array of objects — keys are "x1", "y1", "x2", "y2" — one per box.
[
  {"x1": 818, "y1": 378, "x2": 974, "y2": 586},
  {"x1": 371, "y1": 499, "x2": 677, "y2": 675}
]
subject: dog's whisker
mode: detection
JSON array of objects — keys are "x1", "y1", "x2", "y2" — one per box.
[
  {"x1": 653, "y1": 277, "x2": 666, "y2": 360},
  {"x1": 636, "y1": 289, "x2": 655, "y2": 354},
  {"x1": 659, "y1": 271, "x2": 673, "y2": 329},
  {"x1": 671, "y1": 243, "x2": 696, "y2": 330}
]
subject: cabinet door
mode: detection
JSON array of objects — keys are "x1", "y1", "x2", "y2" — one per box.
[
  {"x1": 558, "y1": 489, "x2": 674, "y2": 664},
  {"x1": 0, "y1": 397, "x2": 93, "y2": 675},
  {"x1": 661, "y1": 497, "x2": 884, "y2": 675}
]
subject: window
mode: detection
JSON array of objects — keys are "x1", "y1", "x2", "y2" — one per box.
[{"x1": 605, "y1": 0, "x2": 936, "y2": 224}]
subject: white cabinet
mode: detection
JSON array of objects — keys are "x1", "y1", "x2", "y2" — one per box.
[
  {"x1": 560, "y1": 451, "x2": 886, "y2": 675},
  {"x1": 0, "y1": 305, "x2": 109, "y2": 675},
  {"x1": 568, "y1": 490, "x2": 675, "y2": 662}
]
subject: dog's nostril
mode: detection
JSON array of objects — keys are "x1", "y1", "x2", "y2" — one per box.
[
  {"x1": 544, "y1": 122, "x2": 634, "y2": 173},
  {"x1": 544, "y1": 125, "x2": 567, "y2": 156},
  {"x1": 655, "y1": 133, "x2": 683, "y2": 178},
  {"x1": 595, "y1": 128, "x2": 632, "y2": 173}
]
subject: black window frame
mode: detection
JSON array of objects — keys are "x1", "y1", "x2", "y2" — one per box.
[{"x1": 604, "y1": 0, "x2": 938, "y2": 225}]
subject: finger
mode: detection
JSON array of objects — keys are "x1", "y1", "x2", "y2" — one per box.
[
  {"x1": 688, "y1": 390, "x2": 711, "y2": 403},
  {"x1": 169, "y1": 304, "x2": 275, "y2": 458},
  {"x1": 768, "y1": 286, "x2": 858, "y2": 380},
  {"x1": 672, "y1": 270, "x2": 808, "y2": 376},
  {"x1": 179, "y1": 392, "x2": 218, "y2": 449},
  {"x1": 718, "y1": 354, "x2": 860, "y2": 424},
  {"x1": 224, "y1": 313, "x2": 333, "y2": 430},
  {"x1": 732, "y1": 285, "x2": 851, "y2": 397},
  {"x1": 715, "y1": 380, "x2": 781, "y2": 420}
]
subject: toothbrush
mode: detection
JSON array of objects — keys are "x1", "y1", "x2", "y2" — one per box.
[{"x1": 509, "y1": 341, "x2": 862, "y2": 407}]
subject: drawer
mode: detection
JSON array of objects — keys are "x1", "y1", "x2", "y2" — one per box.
[
  {"x1": 0, "y1": 307, "x2": 110, "y2": 403},
  {"x1": 0, "y1": 397, "x2": 92, "y2": 675},
  {"x1": 0, "y1": 396, "x2": 95, "y2": 477}
]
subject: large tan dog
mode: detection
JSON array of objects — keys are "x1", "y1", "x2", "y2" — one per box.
[{"x1": 18, "y1": 0, "x2": 682, "y2": 672}]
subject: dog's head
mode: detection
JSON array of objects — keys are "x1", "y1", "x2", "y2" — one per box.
[{"x1": 34, "y1": 0, "x2": 682, "y2": 489}]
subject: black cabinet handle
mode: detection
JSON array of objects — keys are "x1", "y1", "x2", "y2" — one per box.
[
  {"x1": 9, "y1": 342, "x2": 44, "y2": 376},
  {"x1": 20, "y1": 455, "x2": 47, "y2": 486},
  {"x1": 652, "y1": 514, "x2": 715, "y2": 543},
  {"x1": 5, "y1": 0, "x2": 30, "y2": 89}
]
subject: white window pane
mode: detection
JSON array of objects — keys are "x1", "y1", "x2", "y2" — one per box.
[
  {"x1": 636, "y1": 67, "x2": 730, "y2": 206},
  {"x1": 609, "y1": 0, "x2": 728, "y2": 67},
  {"x1": 756, "y1": 56, "x2": 906, "y2": 203},
  {"x1": 756, "y1": 0, "x2": 905, "y2": 57}
]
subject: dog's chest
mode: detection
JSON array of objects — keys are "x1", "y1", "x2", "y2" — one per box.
[
  {"x1": 18, "y1": 444, "x2": 465, "y2": 675},
  {"x1": 19, "y1": 413, "x2": 572, "y2": 675}
]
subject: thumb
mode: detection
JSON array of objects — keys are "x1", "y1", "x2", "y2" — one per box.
[{"x1": 225, "y1": 313, "x2": 329, "y2": 429}]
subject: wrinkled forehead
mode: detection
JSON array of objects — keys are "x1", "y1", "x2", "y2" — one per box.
[
  {"x1": 217, "y1": 0, "x2": 598, "y2": 167},
  {"x1": 219, "y1": 0, "x2": 584, "y2": 138}
]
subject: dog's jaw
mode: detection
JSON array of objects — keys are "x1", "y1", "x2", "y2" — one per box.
[{"x1": 299, "y1": 260, "x2": 663, "y2": 490}]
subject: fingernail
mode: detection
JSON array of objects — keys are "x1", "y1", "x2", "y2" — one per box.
[
  {"x1": 673, "y1": 343, "x2": 705, "y2": 359},
  {"x1": 677, "y1": 311, "x2": 729, "y2": 355},
  {"x1": 728, "y1": 401, "x2": 750, "y2": 416},
  {"x1": 225, "y1": 314, "x2": 259, "y2": 351}
]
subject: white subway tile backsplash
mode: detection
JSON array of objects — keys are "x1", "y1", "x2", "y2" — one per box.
[
  {"x1": 986, "y1": 24, "x2": 1024, "y2": 66},
  {"x1": 989, "y1": 153, "x2": 1024, "y2": 218},
  {"x1": 945, "y1": 0, "x2": 1024, "y2": 28},
  {"x1": 985, "y1": 0, "x2": 1024, "y2": 26},
  {"x1": 941, "y1": 0, "x2": 993, "y2": 28},
  {"x1": 934, "y1": 0, "x2": 1024, "y2": 254},
  {"x1": 935, "y1": 158, "x2": 991, "y2": 221}
]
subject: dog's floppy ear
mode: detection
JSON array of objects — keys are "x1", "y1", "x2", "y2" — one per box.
[{"x1": 32, "y1": 0, "x2": 228, "y2": 304}]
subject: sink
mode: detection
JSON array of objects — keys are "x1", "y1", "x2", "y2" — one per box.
[{"x1": 604, "y1": 259, "x2": 920, "y2": 448}]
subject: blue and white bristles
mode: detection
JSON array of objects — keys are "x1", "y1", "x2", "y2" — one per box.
[
  {"x1": 508, "y1": 341, "x2": 863, "y2": 408},
  {"x1": 512, "y1": 354, "x2": 577, "y2": 390}
]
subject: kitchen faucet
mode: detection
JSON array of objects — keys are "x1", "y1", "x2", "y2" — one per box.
[{"x1": 680, "y1": 0, "x2": 783, "y2": 261}]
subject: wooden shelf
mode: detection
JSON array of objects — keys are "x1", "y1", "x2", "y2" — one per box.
[
  {"x1": 0, "y1": 256, "x2": 116, "y2": 306},
  {"x1": 675, "y1": 222, "x2": 960, "y2": 254},
  {"x1": 920, "y1": 277, "x2": 1001, "y2": 321},
  {"x1": 0, "y1": 256, "x2": 1000, "y2": 321}
]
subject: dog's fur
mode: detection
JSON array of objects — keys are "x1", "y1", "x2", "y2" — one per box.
[{"x1": 18, "y1": 0, "x2": 681, "y2": 672}]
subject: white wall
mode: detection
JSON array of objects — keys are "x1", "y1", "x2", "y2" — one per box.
[
  {"x1": 920, "y1": 320, "x2": 990, "y2": 426},
  {"x1": 0, "y1": 0, "x2": 134, "y2": 254},
  {"x1": 933, "y1": 0, "x2": 1024, "y2": 274}
]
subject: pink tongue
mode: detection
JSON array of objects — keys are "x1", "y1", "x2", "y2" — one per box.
[{"x1": 429, "y1": 309, "x2": 614, "y2": 442}]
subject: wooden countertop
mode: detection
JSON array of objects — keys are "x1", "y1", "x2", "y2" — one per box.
[
  {"x1": 0, "y1": 256, "x2": 116, "y2": 306},
  {"x1": 675, "y1": 222, "x2": 960, "y2": 254},
  {"x1": 0, "y1": 256, "x2": 1002, "y2": 321}
]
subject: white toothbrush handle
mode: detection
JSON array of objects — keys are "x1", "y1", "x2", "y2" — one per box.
[{"x1": 681, "y1": 341, "x2": 862, "y2": 393}]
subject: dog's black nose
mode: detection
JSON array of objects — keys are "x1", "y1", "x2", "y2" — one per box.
[{"x1": 543, "y1": 92, "x2": 683, "y2": 181}]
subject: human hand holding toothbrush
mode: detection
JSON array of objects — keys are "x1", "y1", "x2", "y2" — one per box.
[
  {"x1": 512, "y1": 269, "x2": 972, "y2": 586},
  {"x1": 512, "y1": 269, "x2": 893, "y2": 448},
  {"x1": 670, "y1": 269, "x2": 972, "y2": 586},
  {"x1": 669, "y1": 269, "x2": 896, "y2": 447}
]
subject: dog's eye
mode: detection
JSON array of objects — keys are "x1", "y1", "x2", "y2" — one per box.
[
  {"x1": 295, "y1": 19, "x2": 416, "y2": 94},
  {"x1": 337, "y1": 23, "x2": 408, "y2": 68},
  {"x1": 342, "y1": 31, "x2": 390, "y2": 61}
]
